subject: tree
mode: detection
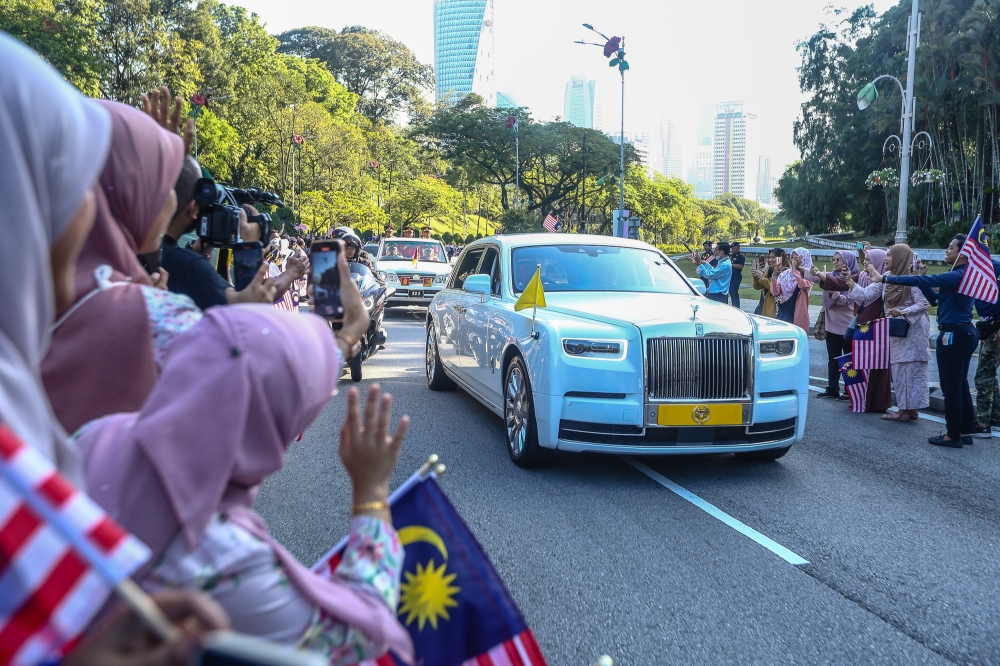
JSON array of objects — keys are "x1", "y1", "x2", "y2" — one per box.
[
  {"x1": 389, "y1": 175, "x2": 460, "y2": 229},
  {"x1": 276, "y1": 25, "x2": 434, "y2": 123}
]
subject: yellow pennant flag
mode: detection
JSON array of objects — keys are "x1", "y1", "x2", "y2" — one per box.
[
  {"x1": 410, "y1": 253, "x2": 419, "y2": 268},
  {"x1": 514, "y1": 267, "x2": 547, "y2": 312}
]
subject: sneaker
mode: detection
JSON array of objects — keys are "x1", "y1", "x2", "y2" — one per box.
[{"x1": 973, "y1": 424, "x2": 992, "y2": 439}]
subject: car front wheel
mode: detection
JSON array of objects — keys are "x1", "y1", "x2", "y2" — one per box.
[
  {"x1": 426, "y1": 325, "x2": 456, "y2": 391},
  {"x1": 504, "y1": 357, "x2": 550, "y2": 468}
]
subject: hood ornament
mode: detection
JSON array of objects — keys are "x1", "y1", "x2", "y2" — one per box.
[{"x1": 690, "y1": 304, "x2": 699, "y2": 321}]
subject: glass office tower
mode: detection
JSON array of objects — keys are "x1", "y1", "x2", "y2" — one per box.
[{"x1": 434, "y1": 0, "x2": 496, "y2": 106}]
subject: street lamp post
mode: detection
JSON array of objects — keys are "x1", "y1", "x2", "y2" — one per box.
[
  {"x1": 577, "y1": 24, "x2": 630, "y2": 237},
  {"x1": 857, "y1": 0, "x2": 920, "y2": 245}
]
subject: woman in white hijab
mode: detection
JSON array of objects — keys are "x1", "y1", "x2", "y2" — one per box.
[{"x1": 0, "y1": 33, "x2": 113, "y2": 483}]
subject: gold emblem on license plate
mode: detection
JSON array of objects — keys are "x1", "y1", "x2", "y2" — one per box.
[{"x1": 692, "y1": 405, "x2": 711, "y2": 424}]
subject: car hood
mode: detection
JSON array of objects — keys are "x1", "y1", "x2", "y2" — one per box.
[{"x1": 540, "y1": 291, "x2": 754, "y2": 337}]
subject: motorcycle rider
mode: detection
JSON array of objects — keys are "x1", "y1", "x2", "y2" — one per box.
[{"x1": 334, "y1": 227, "x2": 384, "y2": 284}]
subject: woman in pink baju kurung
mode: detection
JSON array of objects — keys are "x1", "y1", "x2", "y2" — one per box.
[
  {"x1": 845, "y1": 244, "x2": 931, "y2": 421},
  {"x1": 771, "y1": 247, "x2": 812, "y2": 333}
]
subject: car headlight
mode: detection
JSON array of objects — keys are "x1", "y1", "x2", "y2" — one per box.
[
  {"x1": 759, "y1": 340, "x2": 796, "y2": 356},
  {"x1": 434, "y1": 273, "x2": 448, "y2": 284},
  {"x1": 385, "y1": 273, "x2": 398, "y2": 282},
  {"x1": 378, "y1": 271, "x2": 387, "y2": 280},
  {"x1": 362, "y1": 296, "x2": 374, "y2": 310},
  {"x1": 562, "y1": 339, "x2": 627, "y2": 360}
]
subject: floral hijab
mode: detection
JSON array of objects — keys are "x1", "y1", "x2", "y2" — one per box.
[{"x1": 776, "y1": 248, "x2": 812, "y2": 303}]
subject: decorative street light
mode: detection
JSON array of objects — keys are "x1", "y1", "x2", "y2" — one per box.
[
  {"x1": 188, "y1": 93, "x2": 233, "y2": 159},
  {"x1": 856, "y1": 0, "x2": 920, "y2": 245},
  {"x1": 577, "y1": 24, "x2": 630, "y2": 237}
]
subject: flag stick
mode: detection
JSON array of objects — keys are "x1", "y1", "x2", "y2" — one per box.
[
  {"x1": 115, "y1": 578, "x2": 180, "y2": 642},
  {"x1": 531, "y1": 264, "x2": 540, "y2": 340}
]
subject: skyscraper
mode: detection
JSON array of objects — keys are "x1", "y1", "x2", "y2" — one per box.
[
  {"x1": 563, "y1": 76, "x2": 599, "y2": 129},
  {"x1": 687, "y1": 138, "x2": 714, "y2": 199},
  {"x1": 660, "y1": 117, "x2": 682, "y2": 178},
  {"x1": 756, "y1": 155, "x2": 772, "y2": 204},
  {"x1": 713, "y1": 102, "x2": 746, "y2": 197},
  {"x1": 434, "y1": 0, "x2": 496, "y2": 106},
  {"x1": 612, "y1": 132, "x2": 652, "y2": 167}
]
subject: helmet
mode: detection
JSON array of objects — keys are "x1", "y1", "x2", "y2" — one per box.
[
  {"x1": 341, "y1": 231, "x2": 363, "y2": 251},
  {"x1": 332, "y1": 226, "x2": 355, "y2": 239}
]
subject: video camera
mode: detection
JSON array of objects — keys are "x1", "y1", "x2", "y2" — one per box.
[{"x1": 193, "y1": 177, "x2": 284, "y2": 246}]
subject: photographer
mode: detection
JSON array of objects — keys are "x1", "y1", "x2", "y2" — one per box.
[{"x1": 161, "y1": 156, "x2": 282, "y2": 310}]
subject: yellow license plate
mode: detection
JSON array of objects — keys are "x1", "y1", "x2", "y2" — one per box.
[{"x1": 657, "y1": 403, "x2": 744, "y2": 426}]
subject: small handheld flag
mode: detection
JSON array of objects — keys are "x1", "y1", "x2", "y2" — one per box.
[
  {"x1": 314, "y1": 463, "x2": 548, "y2": 666},
  {"x1": 836, "y1": 353, "x2": 869, "y2": 413},
  {"x1": 514, "y1": 267, "x2": 547, "y2": 313},
  {"x1": 851, "y1": 319, "x2": 890, "y2": 370},
  {"x1": 958, "y1": 215, "x2": 999, "y2": 304},
  {"x1": 0, "y1": 425, "x2": 155, "y2": 665},
  {"x1": 542, "y1": 214, "x2": 561, "y2": 233},
  {"x1": 410, "y1": 253, "x2": 419, "y2": 269}
]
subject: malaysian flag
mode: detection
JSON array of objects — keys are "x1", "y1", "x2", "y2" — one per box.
[
  {"x1": 836, "y1": 353, "x2": 869, "y2": 413},
  {"x1": 0, "y1": 425, "x2": 150, "y2": 665},
  {"x1": 852, "y1": 318, "x2": 890, "y2": 370},
  {"x1": 958, "y1": 215, "x2": 999, "y2": 304},
  {"x1": 542, "y1": 214, "x2": 561, "y2": 233},
  {"x1": 314, "y1": 472, "x2": 548, "y2": 666}
]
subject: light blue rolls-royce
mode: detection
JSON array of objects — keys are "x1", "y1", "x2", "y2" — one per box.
[{"x1": 425, "y1": 234, "x2": 809, "y2": 467}]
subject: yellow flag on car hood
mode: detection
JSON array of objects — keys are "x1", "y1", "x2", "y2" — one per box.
[{"x1": 514, "y1": 267, "x2": 547, "y2": 312}]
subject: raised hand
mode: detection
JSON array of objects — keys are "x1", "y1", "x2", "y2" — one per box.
[{"x1": 141, "y1": 85, "x2": 195, "y2": 154}]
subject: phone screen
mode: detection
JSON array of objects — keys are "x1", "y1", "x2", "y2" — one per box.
[
  {"x1": 232, "y1": 242, "x2": 263, "y2": 292},
  {"x1": 857, "y1": 242, "x2": 865, "y2": 250},
  {"x1": 311, "y1": 241, "x2": 343, "y2": 319}
]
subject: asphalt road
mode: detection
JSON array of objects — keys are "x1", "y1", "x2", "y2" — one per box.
[{"x1": 255, "y1": 308, "x2": 1000, "y2": 666}]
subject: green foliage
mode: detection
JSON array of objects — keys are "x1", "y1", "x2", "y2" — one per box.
[
  {"x1": 499, "y1": 209, "x2": 540, "y2": 233},
  {"x1": 464, "y1": 233, "x2": 475, "y2": 244},
  {"x1": 778, "y1": 1, "x2": 1000, "y2": 234}
]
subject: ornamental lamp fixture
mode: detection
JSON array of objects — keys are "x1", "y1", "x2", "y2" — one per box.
[{"x1": 856, "y1": 82, "x2": 878, "y2": 111}]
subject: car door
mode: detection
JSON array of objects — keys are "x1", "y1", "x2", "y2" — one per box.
[
  {"x1": 463, "y1": 246, "x2": 504, "y2": 400},
  {"x1": 436, "y1": 246, "x2": 484, "y2": 377}
]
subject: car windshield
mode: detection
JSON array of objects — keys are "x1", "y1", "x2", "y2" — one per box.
[
  {"x1": 380, "y1": 240, "x2": 447, "y2": 263},
  {"x1": 511, "y1": 245, "x2": 693, "y2": 294}
]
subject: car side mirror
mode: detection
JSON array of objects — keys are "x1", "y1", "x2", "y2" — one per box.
[
  {"x1": 689, "y1": 278, "x2": 706, "y2": 296},
  {"x1": 464, "y1": 274, "x2": 491, "y2": 300}
]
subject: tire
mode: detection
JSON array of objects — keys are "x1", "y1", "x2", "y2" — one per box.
[
  {"x1": 504, "y1": 356, "x2": 551, "y2": 468},
  {"x1": 349, "y1": 352, "x2": 362, "y2": 382},
  {"x1": 735, "y1": 445, "x2": 792, "y2": 461},
  {"x1": 426, "y1": 326, "x2": 457, "y2": 391}
]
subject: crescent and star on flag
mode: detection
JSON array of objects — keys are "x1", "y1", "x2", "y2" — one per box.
[{"x1": 397, "y1": 525, "x2": 461, "y2": 631}]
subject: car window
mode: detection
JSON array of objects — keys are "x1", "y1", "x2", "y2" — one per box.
[
  {"x1": 478, "y1": 247, "x2": 502, "y2": 296},
  {"x1": 451, "y1": 248, "x2": 484, "y2": 290},
  {"x1": 511, "y1": 245, "x2": 692, "y2": 294},
  {"x1": 379, "y1": 240, "x2": 447, "y2": 263}
]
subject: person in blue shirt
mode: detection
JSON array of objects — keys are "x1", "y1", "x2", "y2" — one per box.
[
  {"x1": 869, "y1": 234, "x2": 978, "y2": 447},
  {"x1": 972, "y1": 259, "x2": 1000, "y2": 437},
  {"x1": 692, "y1": 241, "x2": 733, "y2": 305}
]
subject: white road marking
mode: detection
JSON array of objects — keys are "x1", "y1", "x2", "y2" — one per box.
[
  {"x1": 622, "y1": 456, "x2": 810, "y2": 567},
  {"x1": 807, "y1": 375, "x2": 997, "y2": 436}
]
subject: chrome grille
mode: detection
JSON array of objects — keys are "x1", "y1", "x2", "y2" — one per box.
[{"x1": 646, "y1": 337, "x2": 752, "y2": 401}]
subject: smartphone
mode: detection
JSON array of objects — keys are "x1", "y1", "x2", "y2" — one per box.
[
  {"x1": 232, "y1": 241, "x2": 264, "y2": 292},
  {"x1": 758, "y1": 255, "x2": 766, "y2": 268},
  {"x1": 311, "y1": 240, "x2": 343, "y2": 320},
  {"x1": 139, "y1": 248, "x2": 162, "y2": 274},
  {"x1": 856, "y1": 242, "x2": 865, "y2": 250},
  {"x1": 195, "y1": 631, "x2": 325, "y2": 666}
]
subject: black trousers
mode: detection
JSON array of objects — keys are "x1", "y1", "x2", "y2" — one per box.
[
  {"x1": 706, "y1": 293, "x2": 729, "y2": 304},
  {"x1": 824, "y1": 332, "x2": 850, "y2": 396},
  {"x1": 729, "y1": 274, "x2": 742, "y2": 309},
  {"x1": 936, "y1": 324, "x2": 979, "y2": 438}
]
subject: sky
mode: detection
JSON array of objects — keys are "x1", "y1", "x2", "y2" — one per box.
[{"x1": 235, "y1": 0, "x2": 901, "y2": 198}]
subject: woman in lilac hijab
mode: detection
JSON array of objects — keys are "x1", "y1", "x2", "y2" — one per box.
[{"x1": 76, "y1": 255, "x2": 414, "y2": 664}]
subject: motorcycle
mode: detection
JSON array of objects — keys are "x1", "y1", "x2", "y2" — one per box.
[{"x1": 346, "y1": 262, "x2": 391, "y2": 382}]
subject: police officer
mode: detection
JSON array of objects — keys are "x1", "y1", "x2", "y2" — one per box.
[{"x1": 871, "y1": 234, "x2": 977, "y2": 447}]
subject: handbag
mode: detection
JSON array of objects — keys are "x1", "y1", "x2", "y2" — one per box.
[
  {"x1": 843, "y1": 316, "x2": 859, "y2": 341},
  {"x1": 753, "y1": 291, "x2": 765, "y2": 315},
  {"x1": 888, "y1": 317, "x2": 910, "y2": 338},
  {"x1": 813, "y1": 308, "x2": 827, "y2": 341},
  {"x1": 976, "y1": 317, "x2": 1000, "y2": 339}
]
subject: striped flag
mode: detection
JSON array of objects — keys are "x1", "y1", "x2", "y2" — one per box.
[
  {"x1": 836, "y1": 353, "x2": 868, "y2": 413},
  {"x1": 852, "y1": 318, "x2": 890, "y2": 369},
  {"x1": 542, "y1": 214, "x2": 561, "y2": 233},
  {"x1": 958, "y1": 215, "x2": 999, "y2": 304},
  {"x1": 0, "y1": 425, "x2": 150, "y2": 665},
  {"x1": 314, "y1": 473, "x2": 548, "y2": 666}
]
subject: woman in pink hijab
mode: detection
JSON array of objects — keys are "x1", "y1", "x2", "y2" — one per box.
[
  {"x1": 76, "y1": 297, "x2": 414, "y2": 664},
  {"x1": 41, "y1": 101, "x2": 202, "y2": 434}
]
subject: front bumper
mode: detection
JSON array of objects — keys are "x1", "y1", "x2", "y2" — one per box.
[{"x1": 533, "y1": 391, "x2": 805, "y2": 455}]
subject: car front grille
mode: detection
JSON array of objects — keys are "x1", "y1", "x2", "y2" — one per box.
[
  {"x1": 646, "y1": 336, "x2": 753, "y2": 401},
  {"x1": 557, "y1": 418, "x2": 796, "y2": 447}
]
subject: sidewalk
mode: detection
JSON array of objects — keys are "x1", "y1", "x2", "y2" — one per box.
[{"x1": 737, "y1": 300, "x2": 941, "y2": 339}]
